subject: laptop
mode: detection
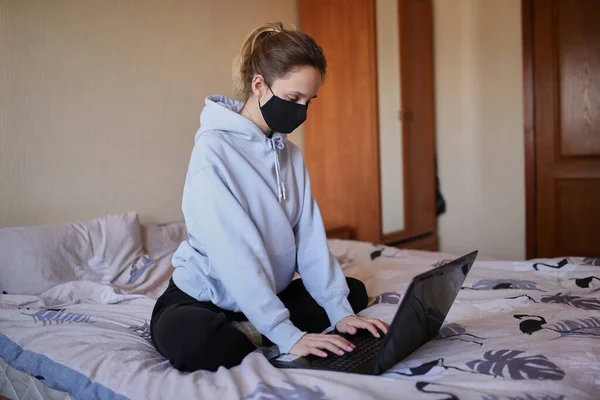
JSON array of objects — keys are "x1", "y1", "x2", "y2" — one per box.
[{"x1": 269, "y1": 251, "x2": 478, "y2": 375}]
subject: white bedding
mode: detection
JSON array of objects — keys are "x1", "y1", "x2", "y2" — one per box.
[{"x1": 1, "y1": 241, "x2": 599, "y2": 400}]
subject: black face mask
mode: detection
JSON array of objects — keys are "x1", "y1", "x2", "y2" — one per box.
[{"x1": 259, "y1": 86, "x2": 307, "y2": 134}]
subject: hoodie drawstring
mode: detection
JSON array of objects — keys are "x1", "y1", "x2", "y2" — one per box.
[{"x1": 268, "y1": 136, "x2": 286, "y2": 202}]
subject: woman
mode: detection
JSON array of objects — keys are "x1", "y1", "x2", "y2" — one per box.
[{"x1": 150, "y1": 22, "x2": 387, "y2": 372}]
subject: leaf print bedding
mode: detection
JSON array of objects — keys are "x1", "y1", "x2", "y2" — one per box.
[{"x1": 1, "y1": 241, "x2": 599, "y2": 400}]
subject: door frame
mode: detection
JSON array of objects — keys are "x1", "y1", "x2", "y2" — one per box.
[{"x1": 522, "y1": 0, "x2": 537, "y2": 259}]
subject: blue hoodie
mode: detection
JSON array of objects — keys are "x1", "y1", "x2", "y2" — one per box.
[{"x1": 172, "y1": 95, "x2": 354, "y2": 353}]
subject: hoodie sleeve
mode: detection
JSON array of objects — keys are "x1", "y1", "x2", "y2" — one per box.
[
  {"x1": 294, "y1": 166, "x2": 355, "y2": 328},
  {"x1": 188, "y1": 166, "x2": 305, "y2": 354}
]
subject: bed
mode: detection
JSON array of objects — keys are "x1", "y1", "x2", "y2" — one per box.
[{"x1": 1, "y1": 216, "x2": 599, "y2": 400}]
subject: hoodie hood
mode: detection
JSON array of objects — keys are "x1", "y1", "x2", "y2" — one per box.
[
  {"x1": 197, "y1": 95, "x2": 288, "y2": 201},
  {"x1": 197, "y1": 95, "x2": 270, "y2": 143}
]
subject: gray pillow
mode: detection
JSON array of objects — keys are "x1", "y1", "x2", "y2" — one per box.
[{"x1": 0, "y1": 212, "x2": 144, "y2": 295}]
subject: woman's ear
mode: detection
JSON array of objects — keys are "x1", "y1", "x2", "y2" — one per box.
[{"x1": 251, "y1": 74, "x2": 267, "y2": 100}]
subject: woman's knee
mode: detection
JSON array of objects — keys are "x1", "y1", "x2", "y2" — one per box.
[
  {"x1": 151, "y1": 305, "x2": 254, "y2": 372},
  {"x1": 346, "y1": 277, "x2": 368, "y2": 313},
  {"x1": 152, "y1": 305, "x2": 221, "y2": 371}
]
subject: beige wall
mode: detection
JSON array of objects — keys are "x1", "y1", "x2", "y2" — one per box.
[
  {"x1": 1, "y1": 0, "x2": 526, "y2": 260},
  {"x1": 434, "y1": 0, "x2": 525, "y2": 260},
  {"x1": 0, "y1": 0, "x2": 299, "y2": 227}
]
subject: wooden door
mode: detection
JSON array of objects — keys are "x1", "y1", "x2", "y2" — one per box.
[
  {"x1": 299, "y1": 0, "x2": 382, "y2": 243},
  {"x1": 525, "y1": 0, "x2": 600, "y2": 257}
]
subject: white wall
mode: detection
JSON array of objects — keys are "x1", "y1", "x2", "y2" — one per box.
[
  {"x1": 433, "y1": 0, "x2": 525, "y2": 260},
  {"x1": 376, "y1": 0, "x2": 405, "y2": 234},
  {"x1": 0, "y1": 0, "x2": 299, "y2": 227}
]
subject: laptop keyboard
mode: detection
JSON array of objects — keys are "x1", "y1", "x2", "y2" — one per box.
[{"x1": 306, "y1": 331, "x2": 383, "y2": 372}]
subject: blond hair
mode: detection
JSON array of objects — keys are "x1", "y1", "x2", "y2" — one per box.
[{"x1": 234, "y1": 22, "x2": 327, "y2": 101}]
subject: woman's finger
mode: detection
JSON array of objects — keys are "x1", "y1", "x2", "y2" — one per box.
[
  {"x1": 352, "y1": 318, "x2": 381, "y2": 338},
  {"x1": 368, "y1": 318, "x2": 389, "y2": 334},
  {"x1": 308, "y1": 346, "x2": 328, "y2": 358},
  {"x1": 317, "y1": 340, "x2": 346, "y2": 356},
  {"x1": 335, "y1": 322, "x2": 349, "y2": 334},
  {"x1": 324, "y1": 335, "x2": 355, "y2": 351}
]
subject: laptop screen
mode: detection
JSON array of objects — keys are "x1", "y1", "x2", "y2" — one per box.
[{"x1": 371, "y1": 251, "x2": 477, "y2": 375}]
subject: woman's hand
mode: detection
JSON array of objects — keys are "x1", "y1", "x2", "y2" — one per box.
[
  {"x1": 336, "y1": 315, "x2": 389, "y2": 337},
  {"x1": 289, "y1": 333, "x2": 356, "y2": 358}
]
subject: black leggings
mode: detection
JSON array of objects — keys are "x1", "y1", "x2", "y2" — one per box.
[{"x1": 150, "y1": 277, "x2": 368, "y2": 372}]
